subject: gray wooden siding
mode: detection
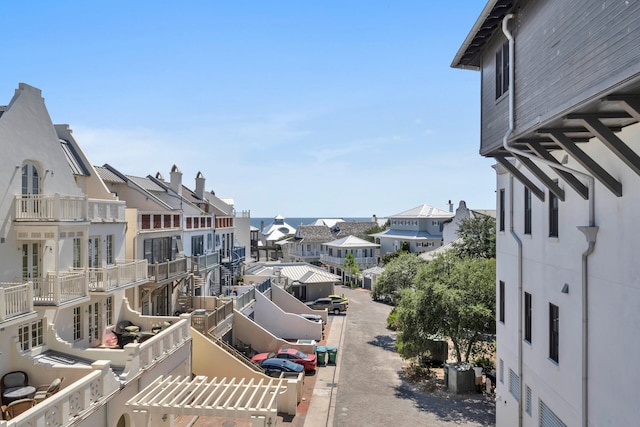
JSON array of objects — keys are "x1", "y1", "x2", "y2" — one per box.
[{"x1": 480, "y1": 0, "x2": 640, "y2": 155}]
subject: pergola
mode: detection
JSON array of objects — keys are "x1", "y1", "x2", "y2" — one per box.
[{"x1": 127, "y1": 375, "x2": 285, "y2": 427}]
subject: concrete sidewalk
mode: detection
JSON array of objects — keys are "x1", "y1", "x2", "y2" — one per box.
[{"x1": 303, "y1": 313, "x2": 347, "y2": 427}]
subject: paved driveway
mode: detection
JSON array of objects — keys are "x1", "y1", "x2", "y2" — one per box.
[{"x1": 333, "y1": 287, "x2": 495, "y2": 427}]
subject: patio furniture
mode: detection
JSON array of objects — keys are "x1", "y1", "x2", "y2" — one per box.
[
  {"x1": 1, "y1": 398, "x2": 35, "y2": 420},
  {"x1": 33, "y1": 377, "x2": 64, "y2": 403},
  {"x1": 1, "y1": 371, "x2": 29, "y2": 405},
  {"x1": 113, "y1": 320, "x2": 140, "y2": 348}
]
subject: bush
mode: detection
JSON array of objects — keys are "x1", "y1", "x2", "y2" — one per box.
[
  {"x1": 343, "y1": 281, "x2": 352, "y2": 288},
  {"x1": 387, "y1": 307, "x2": 399, "y2": 330},
  {"x1": 472, "y1": 356, "x2": 495, "y2": 371}
]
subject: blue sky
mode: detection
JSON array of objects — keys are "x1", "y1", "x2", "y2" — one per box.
[{"x1": 1, "y1": 1, "x2": 494, "y2": 217}]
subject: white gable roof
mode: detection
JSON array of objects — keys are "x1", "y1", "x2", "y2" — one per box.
[
  {"x1": 325, "y1": 235, "x2": 379, "y2": 248},
  {"x1": 392, "y1": 204, "x2": 454, "y2": 219}
]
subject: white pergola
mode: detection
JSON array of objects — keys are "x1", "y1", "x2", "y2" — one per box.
[{"x1": 126, "y1": 375, "x2": 285, "y2": 427}]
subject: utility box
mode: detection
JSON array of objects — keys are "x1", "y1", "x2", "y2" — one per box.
[{"x1": 445, "y1": 364, "x2": 476, "y2": 394}]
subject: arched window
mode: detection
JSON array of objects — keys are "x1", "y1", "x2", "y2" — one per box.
[{"x1": 22, "y1": 162, "x2": 40, "y2": 196}]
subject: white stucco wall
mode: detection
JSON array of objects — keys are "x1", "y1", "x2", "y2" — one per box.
[{"x1": 495, "y1": 122, "x2": 640, "y2": 427}]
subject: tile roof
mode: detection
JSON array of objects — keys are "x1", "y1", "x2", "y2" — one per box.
[
  {"x1": 294, "y1": 225, "x2": 335, "y2": 243},
  {"x1": 332, "y1": 221, "x2": 377, "y2": 239}
]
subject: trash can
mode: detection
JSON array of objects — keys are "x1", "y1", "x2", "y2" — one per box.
[
  {"x1": 315, "y1": 346, "x2": 327, "y2": 366},
  {"x1": 327, "y1": 347, "x2": 338, "y2": 364}
]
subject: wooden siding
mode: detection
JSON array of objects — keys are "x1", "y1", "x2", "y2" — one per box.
[{"x1": 480, "y1": 0, "x2": 640, "y2": 155}]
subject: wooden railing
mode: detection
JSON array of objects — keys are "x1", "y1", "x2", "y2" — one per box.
[
  {"x1": 32, "y1": 272, "x2": 87, "y2": 305},
  {"x1": 147, "y1": 258, "x2": 188, "y2": 283},
  {"x1": 84, "y1": 260, "x2": 148, "y2": 292},
  {"x1": 0, "y1": 282, "x2": 33, "y2": 321},
  {"x1": 14, "y1": 194, "x2": 86, "y2": 221},
  {"x1": 191, "y1": 299, "x2": 234, "y2": 334}
]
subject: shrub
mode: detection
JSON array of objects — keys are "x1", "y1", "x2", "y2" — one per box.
[
  {"x1": 387, "y1": 307, "x2": 399, "y2": 330},
  {"x1": 473, "y1": 356, "x2": 495, "y2": 371}
]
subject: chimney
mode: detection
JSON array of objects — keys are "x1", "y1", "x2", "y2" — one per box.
[
  {"x1": 170, "y1": 164, "x2": 183, "y2": 197},
  {"x1": 195, "y1": 171, "x2": 205, "y2": 199},
  {"x1": 372, "y1": 214, "x2": 377, "y2": 223},
  {"x1": 448, "y1": 200, "x2": 453, "y2": 212}
]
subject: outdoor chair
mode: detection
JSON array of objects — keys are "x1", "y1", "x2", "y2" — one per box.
[
  {"x1": 1, "y1": 371, "x2": 29, "y2": 405},
  {"x1": 33, "y1": 377, "x2": 64, "y2": 403},
  {"x1": 1, "y1": 398, "x2": 35, "y2": 420}
]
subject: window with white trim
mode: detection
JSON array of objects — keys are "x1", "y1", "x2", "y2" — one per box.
[
  {"x1": 496, "y1": 41, "x2": 509, "y2": 99},
  {"x1": 106, "y1": 234, "x2": 115, "y2": 265},
  {"x1": 106, "y1": 296, "x2": 114, "y2": 326},
  {"x1": 73, "y1": 237, "x2": 82, "y2": 269},
  {"x1": 73, "y1": 306, "x2": 82, "y2": 341},
  {"x1": 18, "y1": 319, "x2": 44, "y2": 351}
]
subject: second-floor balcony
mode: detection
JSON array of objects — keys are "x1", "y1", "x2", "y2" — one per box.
[
  {"x1": 191, "y1": 252, "x2": 220, "y2": 274},
  {"x1": 190, "y1": 298, "x2": 234, "y2": 336},
  {"x1": 147, "y1": 257, "x2": 188, "y2": 285},
  {"x1": 15, "y1": 194, "x2": 86, "y2": 222},
  {"x1": 287, "y1": 248, "x2": 322, "y2": 259},
  {"x1": 32, "y1": 271, "x2": 88, "y2": 306},
  {"x1": 84, "y1": 260, "x2": 149, "y2": 292},
  {"x1": 0, "y1": 282, "x2": 34, "y2": 323},
  {"x1": 319, "y1": 254, "x2": 378, "y2": 267},
  {"x1": 87, "y1": 198, "x2": 126, "y2": 222}
]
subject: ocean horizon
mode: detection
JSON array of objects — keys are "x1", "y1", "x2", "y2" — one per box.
[{"x1": 250, "y1": 216, "x2": 375, "y2": 229}]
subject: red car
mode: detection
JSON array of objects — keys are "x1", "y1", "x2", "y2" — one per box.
[
  {"x1": 252, "y1": 348, "x2": 317, "y2": 371},
  {"x1": 276, "y1": 348, "x2": 317, "y2": 371}
]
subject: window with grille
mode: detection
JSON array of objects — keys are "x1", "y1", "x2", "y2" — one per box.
[
  {"x1": 509, "y1": 369, "x2": 520, "y2": 401},
  {"x1": 106, "y1": 296, "x2": 113, "y2": 326},
  {"x1": 106, "y1": 234, "x2": 114, "y2": 265},
  {"x1": 18, "y1": 319, "x2": 44, "y2": 351},
  {"x1": 74, "y1": 306, "x2": 82, "y2": 341},
  {"x1": 73, "y1": 237, "x2": 82, "y2": 268}
]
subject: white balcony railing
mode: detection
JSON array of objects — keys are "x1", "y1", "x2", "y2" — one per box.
[
  {"x1": 287, "y1": 249, "x2": 322, "y2": 258},
  {"x1": 84, "y1": 259, "x2": 149, "y2": 292},
  {"x1": 319, "y1": 254, "x2": 378, "y2": 267},
  {"x1": 0, "y1": 282, "x2": 34, "y2": 321},
  {"x1": 32, "y1": 272, "x2": 88, "y2": 305},
  {"x1": 192, "y1": 252, "x2": 220, "y2": 272},
  {"x1": 15, "y1": 194, "x2": 86, "y2": 221},
  {"x1": 87, "y1": 198, "x2": 126, "y2": 222}
]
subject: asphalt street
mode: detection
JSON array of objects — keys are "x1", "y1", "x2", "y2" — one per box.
[{"x1": 332, "y1": 286, "x2": 495, "y2": 427}]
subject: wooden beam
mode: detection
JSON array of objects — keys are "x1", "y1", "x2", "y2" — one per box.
[
  {"x1": 546, "y1": 130, "x2": 622, "y2": 197},
  {"x1": 494, "y1": 155, "x2": 545, "y2": 201},
  {"x1": 527, "y1": 142, "x2": 589, "y2": 200},
  {"x1": 514, "y1": 154, "x2": 565, "y2": 201},
  {"x1": 580, "y1": 116, "x2": 640, "y2": 177}
]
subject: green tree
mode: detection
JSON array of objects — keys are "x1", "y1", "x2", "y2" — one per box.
[
  {"x1": 395, "y1": 252, "x2": 496, "y2": 363},
  {"x1": 342, "y1": 253, "x2": 361, "y2": 285},
  {"x1": 452, "y1": 215, "x2": 496, "y2": 259},
  {"x1": 372, "y1": 253, "x2": 424, "y2": 302}
]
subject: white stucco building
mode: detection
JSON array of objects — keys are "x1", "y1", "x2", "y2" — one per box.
[{"x1": 453, "y1": 1, "x2": 640, "y2": 426}]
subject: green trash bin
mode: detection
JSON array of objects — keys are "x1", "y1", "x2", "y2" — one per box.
[
  {"x1": 327, "y1": 347, "x2": 338, "y2": 364},
  {"x1": 315, "y1": 346, "x2": 327, "y2": 366}
]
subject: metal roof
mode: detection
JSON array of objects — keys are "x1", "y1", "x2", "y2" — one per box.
[
  {"x1": 390, "y1": 204, "x2": 454, "y2": 219},
  {"x1": 94, "y1": 165, "x2": 126, "y2": 184},
  {"x1": 127, "y1": 175, "x2": 165, "y2": 192},
  {"x1": 60, "y1": 138, "x2": 90, "y2": 176},
  {"x1": 370, "y1": 229, "x2": 440, "y2": 240},
  {"x1": 324, "y1": 235, "x2": 379, "y2": 248}
]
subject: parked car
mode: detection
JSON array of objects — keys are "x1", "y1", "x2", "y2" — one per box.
[
  {"x1": 328, "y1": 294, "x2": 349, "y2": 305},
  {"x1": 258, "y1": 358, "x2": 304, "y2": 377},
  {"x1": 305, "y1": 297, "x2": 347, "y2": 315},
  {"x1": 276, "y1": 348, "x2": 318, "y2": 371},
  {"x1": 251, "y1": 352, "x2": 276, "y2": 364}
]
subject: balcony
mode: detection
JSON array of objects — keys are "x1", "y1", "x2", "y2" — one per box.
[
  {"x1": 191, "y1": 252, "x2": 220, "y2": 274},
  {"x1": 138, "y1": 211, "x2": 181, "y2": 232},
  {"x1": 147, "y1": 258, "x2": 188, "y2": 285},
  {"x1": 15, "y1": 194, "x2": 87, "y2": 222},
  {"x1": 287, "y1": 249, "x2": 322, "y2": 259},
  {"x1": 190, "y1": 298, "x2": 234, "y2": 336},
  {"x1": 320, "y1": 254, "x2": 379, "y2": 267},
  {"x1": 87, "y1": 198, "x2": 126, "y2": 222},
  {"x1": 0, "y1": 282, "x2": 34, "y2": 323},
  {"x1": 84, "y1": 260, "x2": 149, "y2": 292},
  {"x1": 32, "y1": 271, "x2": 88, "y2": 305}
]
